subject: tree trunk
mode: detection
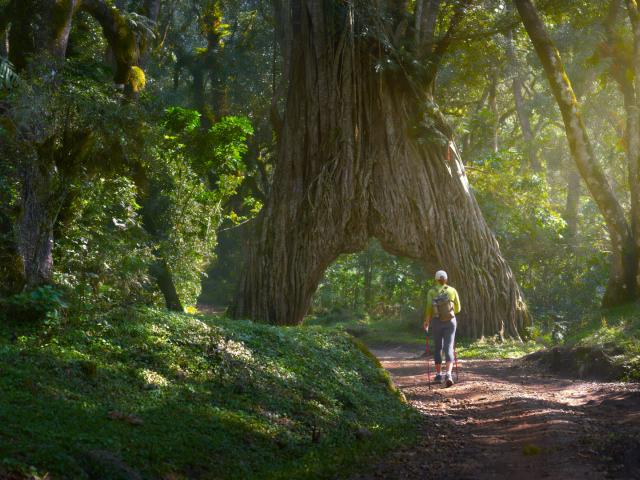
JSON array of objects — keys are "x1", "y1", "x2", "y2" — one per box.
[
  {"x1": 16, "y1": 152, "x2": 67, "y2": 288},
  {"x1": 231, "y1": 1, "x2": 529, "y2": 339},
  {"x1": 7, "y1": 0, "x2": 77, "y2": 289},
  {"x1": 6, "y1": 0, "x2": 144, "y2": 290},
  {"x1": 0, "y1": 30, "x2": 8, "y2": 58},
  {"x1": 488, "y1": 75, "x2": 499, "y2": 153},
  {"x1": 132, "y1": 164, "x2": 185, "y2": 312},
  {"x1": 516, "y1": 0, "x2": 638, "y2": 306},
  {"x1": 415, "y1": 0, "x2": 441, "y2": 50},
  {"x1": 6, "y1": 0, "x2": 79, "y2": 71},
  {"x1": 564, "y1": 166, "x2": 581, "y2": 242},
  {"x1": 150, "y1": 259, "x2": 183, "y2": 311},
  {"x1": 505, "y1": 27, "x2": 540, "y2": 171},
  {"x1": 625, "y1": 0, "x2": 640, "y2": 299}
]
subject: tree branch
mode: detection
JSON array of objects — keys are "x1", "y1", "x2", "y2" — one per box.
[
  {"x1": 423, "y1": 0, "x2": 470, "y2": 85},
  {"x1": 80, "y1": 0, "x2": 139, "y2": 84},
  {"x1": 416, "y1": 0, "x2": 441, "y2": 52}
]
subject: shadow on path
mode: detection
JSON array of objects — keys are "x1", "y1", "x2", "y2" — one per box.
[{"x1": 348, "y1": 346, "x2": 640, "y2": 480}]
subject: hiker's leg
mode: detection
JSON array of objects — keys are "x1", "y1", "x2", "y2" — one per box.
[
  {"x1": 432, "y1": 321, "x2": 443, "y2": 373},
  {"x1": 443, "y1": 318, "x2": 457, "y2": 375}
]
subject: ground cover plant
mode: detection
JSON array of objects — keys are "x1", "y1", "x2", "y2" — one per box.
[
  {"x1": 0, "y1": 308, "x2": 417, "y2": 479},
  {"x1": 550, "y1": 301, "x2": 640, "y2": 380},
  {"x1": 305, "y1": 310, "x2": 543, "y2": 359}
]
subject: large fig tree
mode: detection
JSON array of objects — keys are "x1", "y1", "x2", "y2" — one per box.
[{"x1": 231, "y1": 0, "x2": 530, "y2": 339}]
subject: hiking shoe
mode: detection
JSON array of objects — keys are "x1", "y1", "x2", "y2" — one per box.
[
  {"x1": 433, "y1": 374, "x2": 443, "y2": 383},
  {"x1": 445, "y1": 375, "x2": 454, "y2": 387}
]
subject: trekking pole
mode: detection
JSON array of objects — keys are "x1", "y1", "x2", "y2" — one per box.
[
  {"x1": 425, "y1": 330, "x2": 431, "y2": 391},
  {"x1": 454, "y1": 343, "x2": 460, "y2": 383}
]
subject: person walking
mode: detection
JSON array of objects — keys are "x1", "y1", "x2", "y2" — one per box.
[{"x1": 423, "y1": 270, "x2": 461, "y2": 387}]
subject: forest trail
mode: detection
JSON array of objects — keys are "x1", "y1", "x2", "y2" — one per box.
[{"x1": 349, "y1": 345, "x2": 640, "y2": 480}]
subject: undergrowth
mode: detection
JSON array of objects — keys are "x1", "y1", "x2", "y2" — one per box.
[
  {"x1": 0, "y1": 307, "x2": 417, "y2": 479},
  {"x1": 305, "y1": 311, "x2": 542, "y2": 359},
  {"x1": 306, "y1": 302, "x2": 640, "y2": 378},
  {"x1": 562, "y1": 301, "x2": 640, "y2": 380}
]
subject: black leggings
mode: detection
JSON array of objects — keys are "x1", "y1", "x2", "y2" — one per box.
[{"x1": 431, "y1": 317, "x2": 457, "y2": 364}]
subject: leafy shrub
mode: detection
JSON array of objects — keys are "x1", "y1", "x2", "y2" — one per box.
[
  {"x1": 54, "y1": 176, "x2": 155, "y2": 311},
  {"x1": 0, "y1": 285, "x2": 67, "y2": 323}
]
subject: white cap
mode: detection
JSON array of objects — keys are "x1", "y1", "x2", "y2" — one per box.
[{"x1": 435, "y1": 270, "x2": 448, "y2": 281}]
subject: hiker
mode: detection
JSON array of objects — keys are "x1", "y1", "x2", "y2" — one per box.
[{"x1": 423, "y1": 270, "x2": 461, "y2": 387}]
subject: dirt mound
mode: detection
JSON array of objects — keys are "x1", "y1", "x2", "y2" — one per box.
[{"x1": 522, "y1": 345, "x2": 621, "y2": 381}]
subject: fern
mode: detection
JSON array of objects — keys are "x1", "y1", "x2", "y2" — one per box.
[
  {"x1": 0, "y1": 56, "x2": 18, "y2": 89},
  {"x1": 122, "y1": 12, "x2": 157, "y2": 40}
]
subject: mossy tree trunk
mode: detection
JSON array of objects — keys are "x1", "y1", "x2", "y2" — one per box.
[
  {"x1": 2, "y1": 0, "x2": 146, "y2": 290},
  {"x1": 516, "y1": 0, "x2": 639, "y2": 306},
  {"x1": 231, "y1": 0, "x2": 529, "y2": 339}
]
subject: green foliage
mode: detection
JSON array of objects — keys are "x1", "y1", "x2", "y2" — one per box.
[
  {"x1": 145, "y1": 109, "x2": 254, "y2": 307},
  {"x1": 305, "y1": 313, "x2": 426, "y2": 347},
  {"x1": 0, "y1": 307, "x2": 417, "y2": 479},
  {"x1": 468, "y1": 148, "x2": 608, "y2": 320},
  {"x1": 313, "y1": 240, "x2": 428, "y2": 318},
  {"x1": 0, "y1": 285, "x2": 67, "y2": 323},
  {"x1": 163, "y1": 106, "x2": 201, "y2": 133},
  {"x1": 145, "y1": 144, "x2": 221, "y2": 306},
  {"x1": 455, "y1": 337, "x2": 542, "y2": 360},
  {"x1": 54, "y1": 176, "x2": 154, "y2": 310}
]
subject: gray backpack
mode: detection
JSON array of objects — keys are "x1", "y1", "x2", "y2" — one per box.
[{"x1": 432, "y1": 286, "x2": 454, "y2": 321}]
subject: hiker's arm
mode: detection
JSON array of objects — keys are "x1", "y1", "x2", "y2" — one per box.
[
  {"x1": 423, "y1": 291, "x2": 433, "y2": 329},
  {"x1": 453, "y1": 290, "x2": 461, "y2": 314},
  {"x1": 423, "y1": 309, "x2": 432, "y2": 329}
]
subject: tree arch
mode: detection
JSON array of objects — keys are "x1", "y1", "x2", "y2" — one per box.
[{"x1": 230, "y1": 0, "x2": 529, "y2": 339}]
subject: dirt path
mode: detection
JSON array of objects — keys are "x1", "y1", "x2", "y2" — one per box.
[{"x1": 349, "y1": 345, "x2": 640, "y2": 480}]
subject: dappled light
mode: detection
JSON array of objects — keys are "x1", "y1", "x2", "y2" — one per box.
[{"x1": 1, "y1": 0, "x2": 640, "y2": 478}]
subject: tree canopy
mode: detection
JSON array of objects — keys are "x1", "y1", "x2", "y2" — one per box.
[{"x1": 0, "y1": 0, "x2": 636, "y2": 336}]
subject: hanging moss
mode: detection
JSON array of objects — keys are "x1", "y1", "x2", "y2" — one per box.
[{"x1": 127, "y1": 65, "x2": 146, "y2": 92}]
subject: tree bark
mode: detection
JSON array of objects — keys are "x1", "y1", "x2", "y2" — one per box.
[
  {"x1": 415, "y1": 0, "x2": 441, "y2": 50},
  {"x1": 131, "y1": 163, "x2": 185, "y2": 311},
  {"x1": 625, "y1": 0, "x2": 640, "y2": 297},
  {"x1": 80, "y1": 0, "x2": 140, "y2": 85},
  {"x1": 6, "y1": 0, "x2": 79, "y2": 71},
  {"x1": 16, "y1": 150, "x2": 67, "y2": 288},
  {"x1": 516, "y1": 0, "x2": 638, "y2": 306},
  {"x1": 564, "y1": 166, "x2": 581, "y2": 242},
  {"x1": 6, "y1": 0, "x2": 78, "y2": 288},
  {"x1": 231, "y1": 1, "x2": 529, "y2": 339}
]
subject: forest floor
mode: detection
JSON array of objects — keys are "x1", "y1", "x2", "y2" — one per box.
[{"x1": 349, "y1": 344, "x2": 640, "y2": 480}]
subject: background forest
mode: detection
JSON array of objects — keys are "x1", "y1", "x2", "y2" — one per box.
[
  {"x1": 1, "y1": 1, "x2": 640, "y2": 479},
  {"x1": 0, "y1": 0, "x2": 635, "y2": 333}
]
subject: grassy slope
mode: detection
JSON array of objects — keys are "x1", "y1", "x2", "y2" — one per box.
[{"x1": 0, "y1": 307, "x2": 417, "y2": 479}]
